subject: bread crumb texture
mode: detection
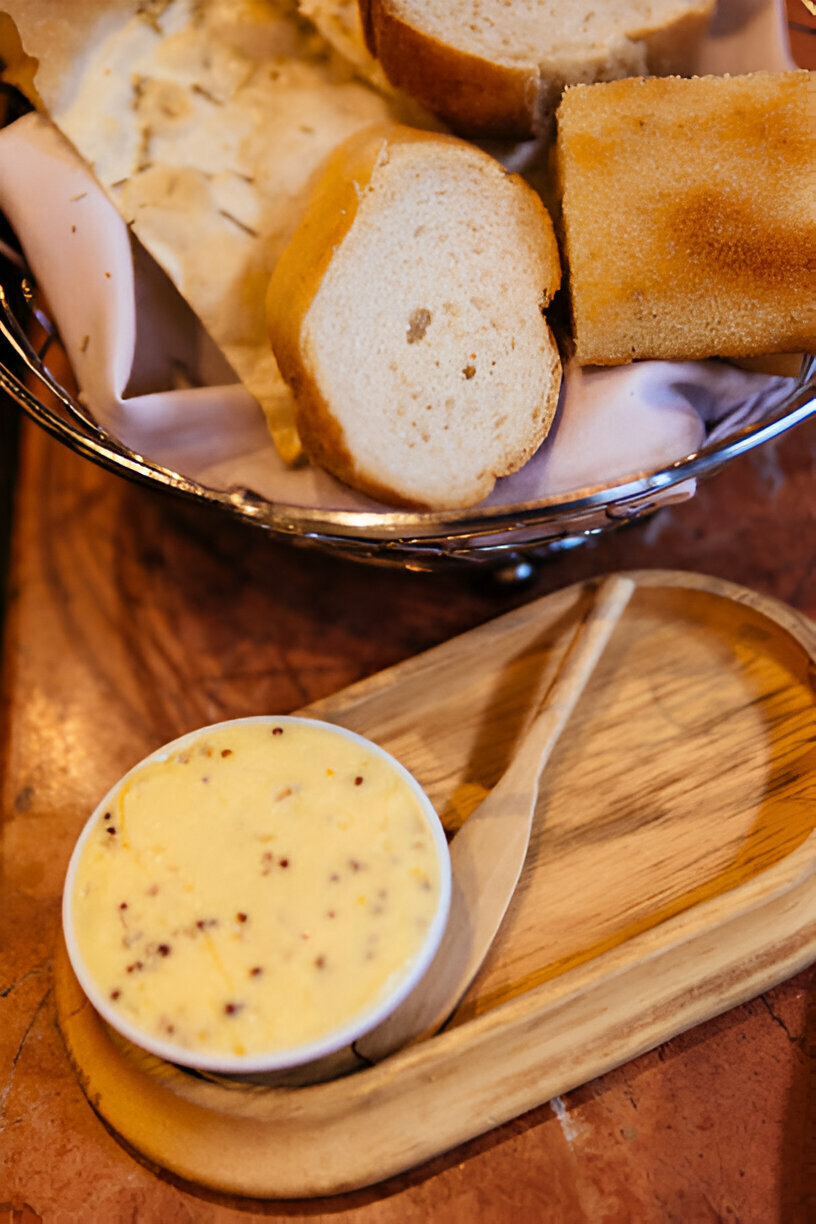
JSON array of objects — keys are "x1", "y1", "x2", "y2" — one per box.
[
  {"x1": 276, "y1": 129, "x2": 562, "y2": 509},
  {"x1": 556, "y1": 71, "x2": 816, "y2": 364}
]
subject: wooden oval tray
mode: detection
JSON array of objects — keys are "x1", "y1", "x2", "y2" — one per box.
[{"x1": 55, "y1": 569, "x2": 816, "y2": 1199}]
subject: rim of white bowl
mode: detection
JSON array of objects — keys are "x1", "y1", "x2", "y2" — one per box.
[{"x1": 62, "y1": 714, "x2": 452, "y2": 1074}]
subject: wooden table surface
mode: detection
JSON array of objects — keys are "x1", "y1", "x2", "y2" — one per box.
[{"x1": 2, "y1": 8, "x2": 815, "y2": 1222}]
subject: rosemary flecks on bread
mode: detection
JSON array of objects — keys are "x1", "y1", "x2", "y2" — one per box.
[
  {"x1": 267, "y1": 125, "x2": 562, "y2": 509},
  {"x1": 359, "y1": 0, "x2": 715, "y2": 138},
  {"x1": 556, "y1": 71, "x2": 816, "y2": 365},
  {"x1": 0, "y1": 0, "x2": 440, "y2": 466}
]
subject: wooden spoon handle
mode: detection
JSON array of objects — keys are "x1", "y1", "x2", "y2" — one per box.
[
  {"x1": 355, "y1": 574, "x2": 635, "y2": 1065},
  {"x1": 503, "y1": 573, "x2": 636, "y2": 795}
]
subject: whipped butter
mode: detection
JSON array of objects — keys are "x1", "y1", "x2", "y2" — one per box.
[{"x1": 66, "y1": 718, "x2": 447, "y2": 1066}]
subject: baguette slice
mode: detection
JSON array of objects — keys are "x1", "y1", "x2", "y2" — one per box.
[
  {"x1": 359, "y1": 0, "x2": 715, "y2": 139},
  {"x1": 556, "y1": 70, "x2": 816, "y2": 365},
  {"x1": 267, "y1": 124, "x2": 562, "y2": 509}
]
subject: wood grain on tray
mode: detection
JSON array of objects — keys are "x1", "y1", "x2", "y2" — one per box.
[{"x1": 55, "y1": 570, "x2": 816, "y2": 1198}]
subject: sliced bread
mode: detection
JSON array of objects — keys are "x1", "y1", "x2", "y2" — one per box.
[
  {"x1": 358, "y1": 0, "x2": 715, "y2": 138},
  {"x1": 556, "y1": 70, "x2": 816, "y2": 365},
  {"x1": 266, "y1": 124, "x2": 562, "y2": 509}
]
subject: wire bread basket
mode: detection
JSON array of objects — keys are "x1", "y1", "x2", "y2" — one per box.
[{"x1": 1, "y1": 72, "x2": 813, "y2": 575}]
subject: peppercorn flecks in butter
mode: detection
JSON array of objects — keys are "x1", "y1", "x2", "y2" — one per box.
[{"x1": 67, "y1": 718, "x2": 446, "y2": 1065}]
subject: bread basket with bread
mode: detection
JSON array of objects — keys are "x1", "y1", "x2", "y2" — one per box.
[{"x1": 0, "y1": 0, "x2": 813, "y2": 571}]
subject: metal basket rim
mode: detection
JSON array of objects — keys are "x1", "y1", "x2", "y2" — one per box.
[{"x1": 2, "y1": 257, "x2": 815, "y2": 559}]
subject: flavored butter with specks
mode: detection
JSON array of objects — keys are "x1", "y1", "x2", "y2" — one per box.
[{"x1": 63, "y1": 717, "x2": 450, "y2": 1072}]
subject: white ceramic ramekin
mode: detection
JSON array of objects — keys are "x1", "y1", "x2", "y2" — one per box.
[{"x1": 62, "y1": 715, "x2": 451, "y2": 1074}]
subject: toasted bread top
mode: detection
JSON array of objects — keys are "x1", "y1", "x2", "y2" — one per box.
[{"x1": 556, "y1": 70, "x2": 816, "y2": 363}]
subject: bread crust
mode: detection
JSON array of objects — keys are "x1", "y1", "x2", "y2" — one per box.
[
  {"x1": 359, "y1": 0, "x2": 715, "y2": 139},
  {"x1": 359, "y1": 1, "x2": 538, "y2": 140},
  {"x1": 267, "y1": 124, "x2": 440, "y2": 503}
]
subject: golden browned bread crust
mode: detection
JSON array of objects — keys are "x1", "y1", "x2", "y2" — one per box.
[
  {"x1": 359, "y1": 0, "x2": 716, "y2": 139},
  {"x1": 266, "y1": 125, "x2": 385, "y2": 492},
  {"x1": 556, "y1": 70, "x2": 816, "y2": 365},
  {"x1": 359, "y1": 1, "x2": 536, "y2": 139}
]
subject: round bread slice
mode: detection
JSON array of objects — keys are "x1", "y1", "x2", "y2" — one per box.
[
  {"x1": 359, "y1": 0, "x2": 715, "y2": 139},
  {"x1": 266, "y1": 124, "x2": 562, "y2": 510}
]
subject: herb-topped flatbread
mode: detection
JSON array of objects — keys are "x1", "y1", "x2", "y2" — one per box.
[{"x1": 1, "y1": 0, "x2": 434, "y2": 461}]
